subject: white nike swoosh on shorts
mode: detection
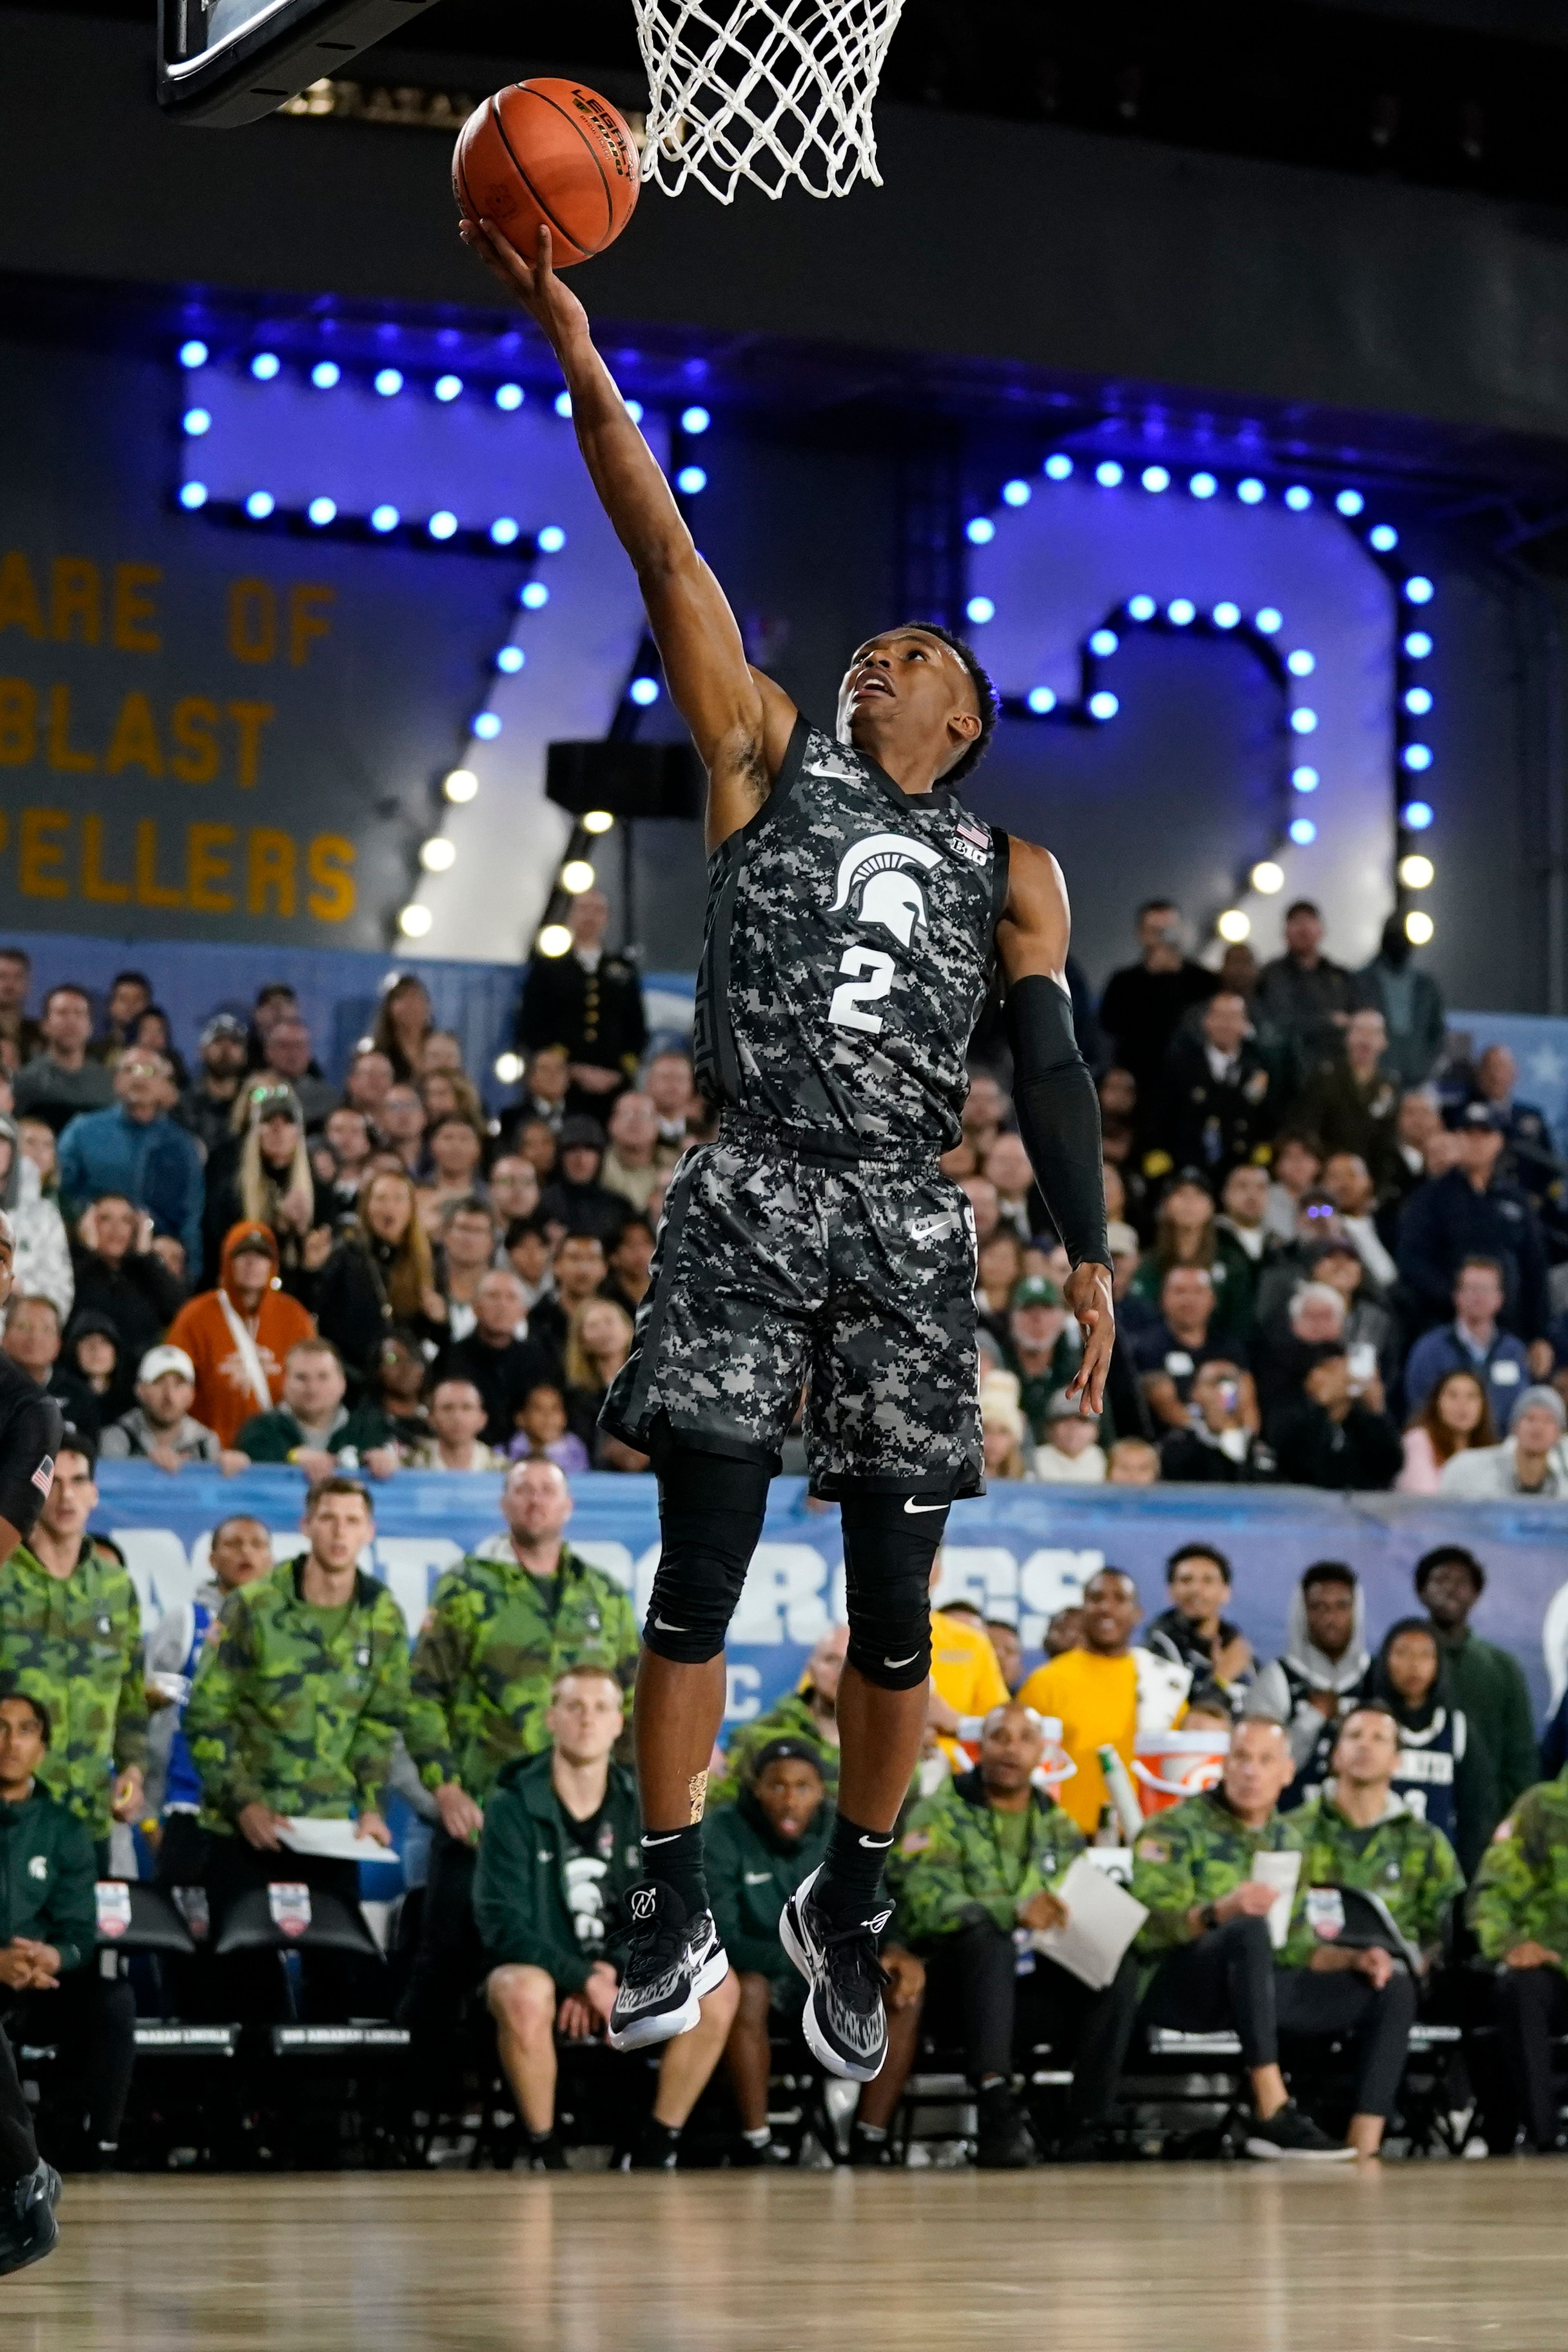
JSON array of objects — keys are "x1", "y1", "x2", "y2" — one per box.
[
  {"x1": 903, "y1": 1498, "x2": 946, "y2": 1515},
  {"x1": 653, "y1": 1616, "x2": 688, "y2": 1632}
]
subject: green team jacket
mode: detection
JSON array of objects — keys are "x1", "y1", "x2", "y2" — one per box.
[
  {"x1": 1279, "y1": 1792, "x2": 1463, "y2": 1969},
  {"x1": 234, "y1": 1402, "x2": 393, "y2": 1464},
  {"x1": 1469, "y1": 1770, "x2": 1568, "y2": 1964},
  {"x1": 1131, "y1": 1789, "x2": 1304, "y2": 1957},
  {"x1": 185, "y1": 1556, "x2": 410, "y2": 1832},
  {"x1": 712, "y1": 1692, "x2": 841, "y2": 1808},
  {"x1": 0, "y1": 1538, "x2": 148, "y2": 1840},
  {"x1": 404, "y1": 1545, "x2": 640, "y2": 1803},
  {"x1": 472, "y1": 1749, "x2": 642, "y2": 1994},
  {"x1": 706, "y1": 1790, "x2": 833, "y2": 1979},
  {"x1": 0, "y1": 1783, "x2": 98, "y2": 1973},
  {"x1": 890, "y1": 1767, "x2": 1087, "y2": 1947}
]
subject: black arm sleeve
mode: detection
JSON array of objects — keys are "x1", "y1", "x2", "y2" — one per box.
[
  {"x1": 0, "y1": 1389, "x2": 65, "y2": 1546},
  {"x1": 1005, "y1": 974, "x2": 1111, "y2": 1272}
]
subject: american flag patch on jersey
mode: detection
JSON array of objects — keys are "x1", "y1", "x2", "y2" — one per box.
[
  {"x1": 31, "y1": 1455, "x2": 54, "y2": 1496},
  {"x1": 956, "y1": 817, "x2": 990, "y2": 851}
]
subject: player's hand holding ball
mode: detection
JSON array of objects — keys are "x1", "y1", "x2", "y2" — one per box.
[{"x1": 455, "y1": 79, "x2": 639, "y2": 348}]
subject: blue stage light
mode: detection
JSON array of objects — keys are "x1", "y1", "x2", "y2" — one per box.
[
  {"x1": 374, "y1": 369, "x2": 403, "y2": 397},
  {"x1": 496, "y1": 383, "x2": 524, "y2": 411},
  {"x1": 1141, "y1": 466, "x2": 1170, "y2": 493},
  {"x1": 1403, "y1": 743, "x2": 1433, "y2": 770},
  {"x1": 1287, "y1": 649, "x2": 1316, "y2": 677},
  {"x1": 1335, "y1": 489, "x2": 1365, "y2": 516},
  {"x1": 1289, "y1": 817, "x2": 1317, "y2": 845},
  {"x1": 1088, "y1": 690, "x2": 1119, "y2": 720},
  {"x1": 1255, "y1": 607, "x2": 1283, "y2": 634},
  {"x1": 1127, "y1": 595, "x2": 1157, "y2": 622},
  {"x1": 1405, "y1": 575, "x2": 1434, "y2": 604},
  {"x1": 1089, "y1": 629, "x2": 1119, "y2": 657},
  {"x1": 1026, "y1": 687, "x2": 1057, "y2": 714},
  {"x1": 1168, "y1": 599, "x2": 1196, "y2": 626},
  {"x1": 537, "y1": 526, "x2": 567, "y2": 553},
  {"x1": 1284, "y1": 485, "x2": 1313, "y2": 511},
  {"x1": 178, "y1": 482, "x2": 207, "y2": 511},
  {"x1": 1002, "y1": 479, "x2": 1032, "y2": 507},
  {"x1": 1237, "y1": 478, "x2": 1266, "y2": 505},
  {"x1": 1290, "y1": 707, "x2": 1318, "y2": 735},
  {"x1": 676, "y1": 466, "x2": 708, "y2": 494},
  {"x1": 250, "y1": 352, "x2": 280, "y2": 381},
  {"x1": 520, "y1": 581, "x2": 549, "y2": 609},
  {"x1": 625, "y1": 399, "x2": 644, "y2": 423},
  {"x1": 966, "y1": 596, "x2": 996, "y2": 624},
  {"x1": 1189, "y1": 473, "x2": 1218, "y2": 499},
  {"x1": 1403, "y1": 800, "x2": 1434, "y2": 830},
  {"x1": 245, "y1": 490, "x2": 275, "y2": 519},
  {"x1": 1292, "y1": 765, "x2": 1320, "y2": 793},
  {"x1": 1404, "y1": 631, "x2": 1433, "y2": 660},
  {"x1": 490, "y1": 518, "x2": 521, "y2": 546},
  {"x1": 965, "y1": 517, "x2": 996, "y2": 545},
  {"x1": 370, "y1": 504, "x2": 399, "y2": 533},
  {"x1": 183, "y1": 408, "x2": 211, "y2": 437},
  {"x1": 1044, "y1": 454, "x2": 1073, "y2": 480},
  {"x1": 629, "y1": 677, "x2": 660, "y2": 707},
  {"x1": 307, "y1": 497, "x2": 336, "y2": 526},
  {"x1": 179, "y1": 339, "x2": 209, "y2": 369},
  {"x1": 497, "y1": 647, "x2": 525, "y2": 673},
  {"x1": 1094, "y1": 461, "x2": 1124, "y2": 487},
  {"x1": 1369, "y1": 524, "x2": 1398, "y2": 552},
  {"x1": 435, "y1": 374, "x2": 463, "y2": 402},
  {"x1": 428, "y1": 511, "x2": 459, "y2": 540},
  {"x1": 473, "y1": 713, "x2": 502, "y2": 740},
  {"x1": 1212, "y1": 602, "x2": 1241, "y2": 629},
  {"x1": 681, "y1": 405, "x2": 711, "y2": 434},
  {"x1": 311, "y1": 361, "x2": 340, "y2": 389},
  {"x1": 555, "y1": 392, "x2": 572, "y2": 418},
  {"x1": 1404, "y1": 687, "x2": 1433, "y2": 716}
]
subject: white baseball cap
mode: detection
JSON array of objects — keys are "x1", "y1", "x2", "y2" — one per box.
[{"x1": 139, "y1": 1344, "x2": 195, "y2": 1384}]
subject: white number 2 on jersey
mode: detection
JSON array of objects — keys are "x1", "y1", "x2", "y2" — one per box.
[{"x1": 828, "y1": 944, "x2": 895, "y2": 1035}]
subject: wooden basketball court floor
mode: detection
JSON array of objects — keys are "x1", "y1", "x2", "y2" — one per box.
[{"x1": 5, "y1": 2163, "x2": 1566, "y2": 2350}]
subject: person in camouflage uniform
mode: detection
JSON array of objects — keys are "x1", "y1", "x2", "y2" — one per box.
[
  {"x1": 891, "y1": 1699, "x2": 1138, "y2": 2166},
  {"x1": 398, "y1": 1457, "x2": 640, "y2": 2071},
  {"x1": 1470, "y1": 1764, "x2": 1568, "y2": 2149},
  {"x1": 185, "y1": 1477, "x2": 407, "y2": 2020},
  {"x1": 0, "y1": 1432, "x2": 146, "y2": 1854},
  {"x1": 710, "y1": 1625, "x2": 845, "y2": 1806}
]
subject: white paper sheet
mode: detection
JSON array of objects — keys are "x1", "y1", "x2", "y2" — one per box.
[
  {"x1": 1031, "y1": 1853, "x2": 1149, "y2": 1990},
  {"x1": 276, "y1": 1819, "x2": 394, "y2": 1865},
  {"x1": 1250, "y1": 1849, "x2": 1301, "y2": 1949}
]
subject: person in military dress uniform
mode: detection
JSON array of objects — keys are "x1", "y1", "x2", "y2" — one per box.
[{"x1": 518, "y1": 888, "x2": 648, "y2": 1122}]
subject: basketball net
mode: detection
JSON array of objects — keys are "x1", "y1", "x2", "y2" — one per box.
[{"x1": 631, "y1": 0, "x2": 907, "y2": 202}]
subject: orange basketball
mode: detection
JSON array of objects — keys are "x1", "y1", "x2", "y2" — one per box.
[{"x1": 453, "y1": 80, "x2": 640, "y2": 269}]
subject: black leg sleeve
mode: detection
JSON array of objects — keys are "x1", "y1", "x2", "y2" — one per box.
[
  {"x1": 0, "y1": 2023, "x2": 38, "y2": 2179},
  {"x1": 1139, "y1": 1918, "x2": 1279, "y2": 2070},
  {"x1": 1494, "y1": 1965, "x2": 1568, "y2": 2151}
]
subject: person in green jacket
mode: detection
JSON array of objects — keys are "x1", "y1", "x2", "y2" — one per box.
[
  {"x1": 893, "y1": 1699, "x2": 1137, "y2": 2167},
  {"x1": 710, "y1": 1625, "x2": 846, "y2": 1806},
  {"x1": 185, "y1": 1477, "x2": 408, "y2": 2019},
  {"x1": 474, "y1": 1664, "x2": 737, "y2": 2171},
  {"x1": 1470, "y1": 1765, "x2": 1568, "y2": 2150},
  {"x1": 0, "y1": 1691, "x2": 136, "y2": 2166},
  {"x1": 0, "y1": 1431, "x2": 147, "y2": 1853},
  {"x1": 1416, "y1": 1547, "x2": 1538, "y2": 1841},
  {"x1": 708, "y1": 1735, "x2": 922, "y2": 2167},
  {"x1": 230, "y1": 1337, "x2": 399, "y2": 1479},
  {"x1": 399, "y1": 1457, "x2": 641, "y2": 2065}
]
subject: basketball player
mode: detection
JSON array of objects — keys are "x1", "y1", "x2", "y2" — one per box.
[
  {"x1": 0, "y1": 1209, "x2": 65, "y2": 2277},
  {"x1": 463, "y1": 218, "x2": 1112, "y2": 2083}
]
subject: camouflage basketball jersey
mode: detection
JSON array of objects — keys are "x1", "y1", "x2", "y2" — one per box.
[{"x1": 692, "y1": 716, "x2": 1007, "y2": 1153}]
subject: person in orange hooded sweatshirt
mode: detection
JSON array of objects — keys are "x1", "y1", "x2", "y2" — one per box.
[{"x1": 164, "y1": 1222, "x2": 315, "y2": 1454}]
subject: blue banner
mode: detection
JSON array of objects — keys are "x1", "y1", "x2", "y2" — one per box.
[{"x1": 91, "y1": 1467, "x2": 1568, "y2": 1729}]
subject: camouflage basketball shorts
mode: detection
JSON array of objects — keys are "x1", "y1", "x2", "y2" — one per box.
[{"x1": 600, "y1": 1119, "x2": 984, "y2": 1497}]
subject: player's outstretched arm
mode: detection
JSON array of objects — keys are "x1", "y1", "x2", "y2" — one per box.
[
  {"x1": 461, "y1": 219, "x2": 796, "y2": 848},
  {"x1": 995, "y1": 839, "x2": 1114, "y2": 1415}
]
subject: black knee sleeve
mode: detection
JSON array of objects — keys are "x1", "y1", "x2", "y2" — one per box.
[
  {"x1": 642, "y1": 1443, "x2": 771, "y2": 1664},
  {"x1": 839, "y1": 1487, "x2": 949, "y2": 1690}
]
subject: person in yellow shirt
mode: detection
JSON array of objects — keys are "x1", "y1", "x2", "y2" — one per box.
[
  {"x1": 1018, "y1": 1569, "x2": 1185, "y2": 1834},
  {"x1": 927, "y1": 1584, "x2": 1010, "y2": 1766}
]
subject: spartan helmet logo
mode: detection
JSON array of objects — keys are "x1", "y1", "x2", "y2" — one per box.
[{"x1": 829, "y1": 833, "x2": 944, "y2": 949}]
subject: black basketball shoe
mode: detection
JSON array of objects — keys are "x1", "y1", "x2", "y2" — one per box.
[
  {"x1": 779, "y1": 1865, "x2": 890, "y2": 2084},
  {"x1": 606, "y1": 1883, "x2": 728, "y2": 2053},
  {"x1": 0, "y1": 2160, "x2": 60, "y2": 2278}
]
